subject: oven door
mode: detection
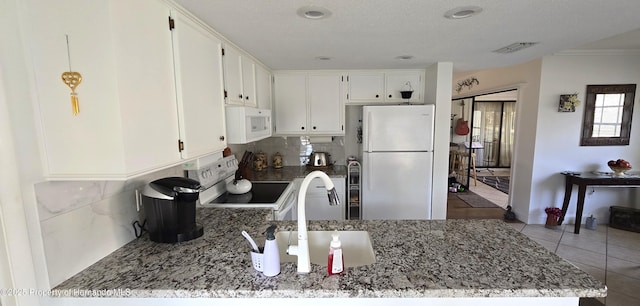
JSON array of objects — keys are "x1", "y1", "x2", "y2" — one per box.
[{"x1": 274, "y1": 187, "x2": 296, "y2": 221}]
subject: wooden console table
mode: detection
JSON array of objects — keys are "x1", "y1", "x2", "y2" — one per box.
[{"x1": 560, "y1": 171, "x2": 640, "y2": 234}]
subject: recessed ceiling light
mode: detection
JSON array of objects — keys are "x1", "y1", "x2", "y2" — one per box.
[
  {"x1": 444, "y1": 6, "x2": 482, "y2": 19},
  {"x1": 316, "y1": 56, "x2": 331, "y2": 61},
  {"x1": 297, "y1": 6, "x2": 332, "y2": 20},
  {"x1": 396, "y1": 55, "x2": 414, "y2": 60}
]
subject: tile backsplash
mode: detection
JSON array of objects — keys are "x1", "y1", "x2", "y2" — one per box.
[
  {"x1": 34, "y1": 165, "x2": 183, "y2": 286},
  {"x1": 243, "y1": 136, "x2": 347, "y2": 167}
]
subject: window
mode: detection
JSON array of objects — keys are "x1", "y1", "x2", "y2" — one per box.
[
  {"x1": 592, "y1": 93, "x2": 624, "y2": 137},
  {"x1": 581, "y1": 84, "x2": 636, "y2": 146}
]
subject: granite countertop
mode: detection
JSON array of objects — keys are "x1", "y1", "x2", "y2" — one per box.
[
  {"x1": 248, "y1": 165, "x2": 347, "y2": 182},
  {"x1": 54, "y1": 208, "x2": 606, "y2": 299}
]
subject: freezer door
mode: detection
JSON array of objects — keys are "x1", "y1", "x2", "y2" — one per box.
[
  {"x1": 363, "y1": 105, "x2": 434, "y2": 152},
  {"x1": 362, "y1": 152, "x2": 433, "y2": 220}
]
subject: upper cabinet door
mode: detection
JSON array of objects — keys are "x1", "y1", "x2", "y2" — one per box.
[
  {"x1": 308, "y1": 73, "x2": 344, "y2": 135},
  {"x1": 385, "y1": 72, "x2": 423, "y2": 103},
  {"x1": 347, "y1": 73, "x2": 384, "y2": 103},
  {"x1": 170, "y1": 10, "x2": 226, "y2": 159},
  {"x1": 255, "y1": 65, "x2": 272, "y2": 110},
  {"x1": 241, "y1": 55, "x2": 256, "y2": 107},
  {"x1": 223, "y1": 44, "x2": 244, "y2": 105},
  {"x1": 273, "y1": 73, "x2": 307, "y2": 134},
  {"x1": 24, "y1": 0, "x2": 181, "y2": 179}
]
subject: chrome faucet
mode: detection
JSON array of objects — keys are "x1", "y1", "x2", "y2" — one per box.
[{"x1": 286, "y1": 171, "x2": 339, "y2": 273}]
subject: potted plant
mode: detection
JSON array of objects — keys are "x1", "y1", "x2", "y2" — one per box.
[{"x1": 545, "y1": 207, "x2": 562, "y2": 228}]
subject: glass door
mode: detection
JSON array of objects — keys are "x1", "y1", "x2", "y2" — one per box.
[{"x1": 471, "y1": 101, "x2": 516, "y2": 168}]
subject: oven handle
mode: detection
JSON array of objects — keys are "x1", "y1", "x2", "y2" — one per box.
[
  {"x1": 282, "y1": 187, "x2": 296, "y2": 210},
  {"x1": 277, "y1": 185, "x2": 297, "y2": 220}
]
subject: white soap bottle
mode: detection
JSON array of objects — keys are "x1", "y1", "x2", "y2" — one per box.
[
  {"x1": 262, "y1": 225, "x2": 280, "y2": 277},
  {"x1": 327, "y1": 231, "x2": 344, "y2": 275}
]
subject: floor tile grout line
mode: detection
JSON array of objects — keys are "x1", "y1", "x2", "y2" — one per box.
[
  {"x1": 555, "y1": 225, "x2": 566, "y2": 253},
  {"x1": 604, "y1": 225, "x2": 608, "y2": 305}
]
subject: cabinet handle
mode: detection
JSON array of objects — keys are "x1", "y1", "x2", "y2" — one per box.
[
  {"x1": 238, "y1": 94, "x2": 243, "y2": 99},
  {"x1": 313, "y1": 126, "x2": 317, "y2": 130},
  {"x1": 375, "y1": 94, "x2": 379, "y2": 98},
  {"x1": 245, "y1": 96, "x2": 249, "y2": 100},
  {"x1": 301, "y1": 126, "x2": 305, "y2": 130},
  {"x1": 388, "y1": 94, "x2": 392, "y2": 98},
  {"x1": 219, "y1": 136, "x2": 225, "y2": 141}
]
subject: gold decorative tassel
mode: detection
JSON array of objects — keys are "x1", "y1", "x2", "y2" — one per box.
[
  {"x1": 62, "y1": 35, "x2": 82, "y2": 116},
  {"x1": 61, "y1": 71, "x2": 82, "y2": 116},
  {"x1": 71, "y1": 92, "x2": 79, "y2": 115}
]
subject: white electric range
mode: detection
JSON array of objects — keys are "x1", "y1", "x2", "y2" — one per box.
[{"x1": 185, "y1": 155, "x2": 296, "y2": 220}]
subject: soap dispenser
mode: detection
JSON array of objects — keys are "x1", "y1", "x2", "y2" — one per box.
[
  {"x1": 327, "y1": 230, "x2": 344, "y2": 275},
  {"x1": 262, "y1": 224, "x2": 280, "y2": 277}
]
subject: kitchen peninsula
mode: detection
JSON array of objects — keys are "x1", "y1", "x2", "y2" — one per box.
[{"x1": 50, "y1": 208, "x2": 605, "y2": 306}]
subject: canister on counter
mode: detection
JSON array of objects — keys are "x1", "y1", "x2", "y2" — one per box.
[
  {"x1": 253, "y1": 151, "x2": 267, "y2": 171},
  {"x1": 272, "y1": 152, "x2": 283, "y2": 169}
]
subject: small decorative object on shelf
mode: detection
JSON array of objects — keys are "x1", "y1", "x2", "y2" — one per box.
[
  {"x1": 400, "y1": 81, "x2": 414, "y2": 102},
  {"x1": 544, "y1": 207, "x2": 562, "y2": 229},
  {"x1": 558, "y1": 93, "x2": 580, "y2": 112}
]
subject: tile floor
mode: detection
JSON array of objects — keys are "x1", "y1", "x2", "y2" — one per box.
[
  {"x1": 507, "y1": 223, "x2": 640, "y2": 306},
  {"x1": 448, "y1": 169, "x2": 640, "y2": 306}
]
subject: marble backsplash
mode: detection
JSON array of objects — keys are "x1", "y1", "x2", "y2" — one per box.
[
  {"x1": 242, "y1": 136, "x2": 347, "y2": 167},
  {"x1": 34, "y1": 165, "x2": 184, "y2": 286}
]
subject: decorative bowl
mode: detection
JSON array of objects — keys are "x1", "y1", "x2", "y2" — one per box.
[{"x1": 609, "y1": 165, "x2": 631, "y2": 176}]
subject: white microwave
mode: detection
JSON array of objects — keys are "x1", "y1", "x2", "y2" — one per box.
[{"x1": 225, "y1": 107, "x2": 272, "y2": 144}]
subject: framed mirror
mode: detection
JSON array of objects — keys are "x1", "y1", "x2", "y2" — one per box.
[{"x1": 580, "y1": 84, "x2": 636, "y2": 146}]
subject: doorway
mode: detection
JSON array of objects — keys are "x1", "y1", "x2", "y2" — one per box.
[{"x1": 447, "y1": 90, "x2": 517, "y2": 216}]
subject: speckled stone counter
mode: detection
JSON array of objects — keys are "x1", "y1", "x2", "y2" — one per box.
[
  {"x1": 249, "y1": 165, "x2": 346, "y2": 182},
  {"x1": 54, "y1": 208, "x2": 606, "y2": 299}
]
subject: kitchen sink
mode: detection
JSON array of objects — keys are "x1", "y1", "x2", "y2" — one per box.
[{"x1": 275, "y1": 231, "x2": 376, "y2": 268}]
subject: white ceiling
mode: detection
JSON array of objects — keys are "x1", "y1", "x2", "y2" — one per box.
[{"x1": 173, "y1": 0, "x2": 640, "y2": 72}]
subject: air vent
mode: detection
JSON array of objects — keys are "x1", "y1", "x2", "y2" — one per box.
[{"x1": 493, "y1": 42, "x2": 538, "y2": 54}]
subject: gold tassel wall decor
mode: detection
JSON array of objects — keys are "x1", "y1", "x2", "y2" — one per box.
[
  {"x1": 61, "y1": 71, "x2": 82, "y2": 115},
  {"x1": 61, "y1": 35, "x2": 82, "y2": 116}
]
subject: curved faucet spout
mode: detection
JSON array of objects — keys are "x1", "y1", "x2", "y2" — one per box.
[{"x1": 289, "y1": 171, "x2": 339, "y2": 273}]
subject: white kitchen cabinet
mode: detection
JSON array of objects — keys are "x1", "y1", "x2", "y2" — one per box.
[
  {"x1": 385, "y1": 71, "x2": 423, "y2": 103},
  {"x1": 23, "y1": 0, "x2": 182, "y2": 179},
  {"x1": 347, "y1": 72, "x2": 384, "y2": 102},
  {"x1": 23, "y1": 0, "x2": 231, "y2": 180},
  {"x1": 223, "y1": 44, "x2": 256, "y2": 107},
  {"x1": 293, "y1": 177, "x2": 345, "y2": 221},
  {"x1": 309, "y1": 73, "x2": 344, "y2": 134},
  {"x1": 273, "y1": 72, "x2": 344, "y2": 136},
  {"x1": 346, "y1": 70, "x2": 424, "y2": 104},
  {"x1": 255, "y1": 65, "x2": 272, "y2": 110},
  {"x1": 170, "y1": 10, "x2": 227, "y2": 159},
  {"x1": 241, "y1": 57, "x2": 257, "y2": 107},
  {"x1": 273, "y1": 73, "x2": 307, "y2": 134}
]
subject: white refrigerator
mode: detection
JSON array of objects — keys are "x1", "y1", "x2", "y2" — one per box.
[{"x1": 362, "y1": 105, "x2": 434, "y2": 220}]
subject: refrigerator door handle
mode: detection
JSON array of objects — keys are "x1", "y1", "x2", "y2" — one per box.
[
  {"x1": 367, "y1": 156, "x2": 371, "y2": 190},
  {"x1": 367, "y1": 111, "x2": 373, "y2": 152}
]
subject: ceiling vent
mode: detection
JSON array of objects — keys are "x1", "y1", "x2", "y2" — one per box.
[{"x1": 493, "y1": 42, "x2": 538, "y2": 54}]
